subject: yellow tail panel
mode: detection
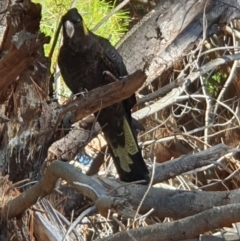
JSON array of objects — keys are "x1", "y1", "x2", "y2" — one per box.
[{"x1": 109, "y1": 117, "x2": 138, "y2": 172}]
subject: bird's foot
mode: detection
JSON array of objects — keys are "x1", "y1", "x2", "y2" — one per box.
[
  {"x1": 73, "y1": 89, "x2": 88, "y2": 99},
  {"x1": 103, "y1": 71, "x2": 119, "y2": 83}
]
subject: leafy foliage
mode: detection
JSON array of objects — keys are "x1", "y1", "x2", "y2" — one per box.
[
  {"x1": 34, "y1": 0, "x2": 129, "y2": 57},
  {"x1": 206, "y1": 71, "x2": 227, "y2": 97}
]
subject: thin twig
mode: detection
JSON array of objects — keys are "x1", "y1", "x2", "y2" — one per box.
[
  {"x1": 133, "y1": 157, "x2": 156, "y2": 221},
  {"x1": 133, "y1": 52, "x2": 240, "y2": 120},
  {"x1": 212, "y1": 23, "x2": 239, "y2": 121},
  {"x1": 62, "y1": 206, "x2": 96, "y2": 241},
  {"x1": 91, "y1": 0, "x2": 130, "y2": 33}
]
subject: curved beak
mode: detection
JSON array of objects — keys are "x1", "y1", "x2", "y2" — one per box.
[{"x1": 64, "y1": 20, "x2": 74, "y2": 38}]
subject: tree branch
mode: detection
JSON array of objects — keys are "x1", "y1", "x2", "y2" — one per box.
[
  {"x1": 99, "y1": 204, "x2": 240, "y2": 241},
  {"x1": 51, "y1": 70, "x2": 146, "y2": 136},
  {"x1": 2, "y1": 144, "x2": 240, "y2": 222},
  {"x1": 74, "y1": 70, "x2": 146, "y2": 122},
  {"x1": 2, "y1": 161, "x2": 107, "y2": 219}
]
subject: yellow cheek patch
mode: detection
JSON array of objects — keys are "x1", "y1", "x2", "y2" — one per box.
[
  {"x1": 83, "y1": 22, "x2": 89, "y2": 35},
  {"x1": 109, "y1": 117, "x2": 138, "y2": 172}
]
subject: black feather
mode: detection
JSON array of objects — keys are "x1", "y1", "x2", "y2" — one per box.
[{"x1": 58, "y1": 8, "x2": 149, "y2": 182}]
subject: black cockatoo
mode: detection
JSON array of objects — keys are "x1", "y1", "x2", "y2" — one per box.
[{"x1": 58, "y1": 8, "x2": 149, "y2": 182}]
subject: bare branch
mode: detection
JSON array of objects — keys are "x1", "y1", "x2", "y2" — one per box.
[
  {"x1": 51, "y1": 70, "x2": 146, "y2": 134},
  {"x1": 133, "y1": 53, "x2": 240, "y2": 120},
  {"x1": 99, "y1": 204, "x2": 240, "y2": 241}
]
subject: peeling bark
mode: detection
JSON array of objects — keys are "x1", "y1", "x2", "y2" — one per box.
[
  {"x1": 117, "y1": 0, "x2": 240, "y2": 84},
  {"x1": 1, "y1": 0, "x2": 240, "y2": 240},
  {"x1": 0, "y1": 0, "x2": 50, "y2": 182}
]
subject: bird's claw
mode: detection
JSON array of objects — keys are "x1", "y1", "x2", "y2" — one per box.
[
  {"x1": 73, "y1": 89, "x2": 88, "y2": 99},
  {"x1": 103, "y1": 71, "x2": 119, "y2": 83}
]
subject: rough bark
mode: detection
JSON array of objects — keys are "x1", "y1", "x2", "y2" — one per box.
[
  {"x1": 99, "y1": 204, "x2": 240, "y2": 241},
  {"x1": 117, "y1": 0, "x2": 240, "y2": 84},
  {"x1": 0, "y1": 0, "x2": 51, "y2": 182},
  {"x1": 1, "y1": 0, "x2": 240, "y2": 240},
  {"x1": 2, "y1": 144, "x2": 235, "y2": 220}
]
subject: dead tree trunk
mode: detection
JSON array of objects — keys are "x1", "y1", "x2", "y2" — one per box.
[
  {"x1": 1, "y1": 0, "x2": 240, "y2": 240},
  {"x1": 117, "y1": 0, "x2": 240, "y2": 83},
  {"x1": 0, "y1": 0, "x2": 51, "y2": 182}
]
